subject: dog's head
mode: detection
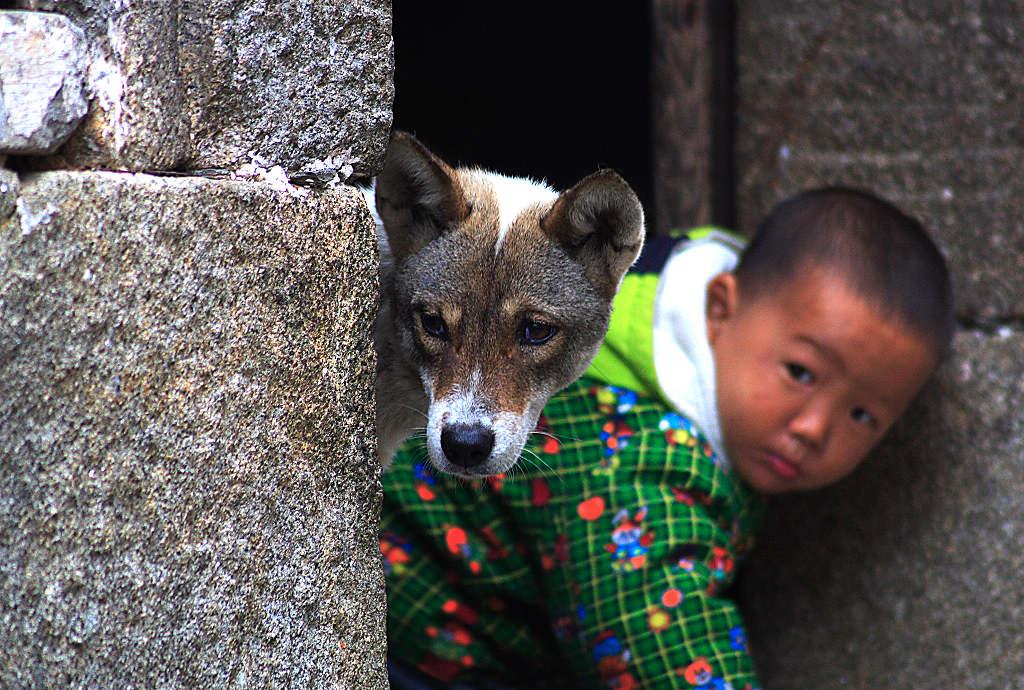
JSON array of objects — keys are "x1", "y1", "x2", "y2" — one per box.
[{"x1": 377, "y1": 131, "x2": 644, "y2": 477}]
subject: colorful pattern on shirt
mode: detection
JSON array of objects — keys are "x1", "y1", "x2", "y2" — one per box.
[{"x1": 381, "y1": 377, "x2": 765, "y2": 689}]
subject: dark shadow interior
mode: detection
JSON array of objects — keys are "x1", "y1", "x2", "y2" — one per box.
[{"x1": 391, "y1": 1, "x2": 653, "y2": 224}]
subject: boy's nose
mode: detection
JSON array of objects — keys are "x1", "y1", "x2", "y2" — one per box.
[{"x1": 788, "y1": 400, "x2": 832, "y2": 449}]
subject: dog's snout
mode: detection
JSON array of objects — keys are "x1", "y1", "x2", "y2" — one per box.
[{"x1": 440, "y1": 423, "x2": 495, "y2": 469}]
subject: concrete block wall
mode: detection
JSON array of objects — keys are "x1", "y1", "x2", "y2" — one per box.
[
  {"x1": 1, "y1": 2, "x2": 392, "y2": 688},
  {"x1": 734, "y1": 2, "x2": 1023, "y2": 687}
]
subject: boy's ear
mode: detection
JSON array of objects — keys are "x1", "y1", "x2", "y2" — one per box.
[
  {"x1": 374, "y1": 130, "x2": 470, "y2": 262},
  {"x1": 705, "y1": 272, "x2": 739, "y2": 346},
  {"x1": 539, "y1": 170, "x2": 645, "y2": 300}
]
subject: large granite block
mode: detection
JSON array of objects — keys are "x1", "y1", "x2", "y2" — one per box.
[
  {"x1": 0, "y1": 170, "x2": 385, "y2": 688},
  {"x1": 738, "y1": 332, "x2": 1024, "y2": 688},
  {"x1": 736, "y1": 1, "x2": 1024, "y2": 320},
  {"x1": 15, "y1": 0, "x2": 393, "y2": 177}
]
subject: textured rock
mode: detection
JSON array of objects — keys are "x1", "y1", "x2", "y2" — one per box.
[
  {"x1": 16, "y1": 0, "x2": 192, "y2": 170},
  {"x1": 16, "y1": 0, "x2": 393, "y2": 176},
  {"x1": 738, "y1": 333, "x2": 1024, "y2": 688},
  {"x1": 0, "y1": 11, "x2": 89, "y2": 155},
  {"x1": 180, "y1": 0, "x2": 394, "y2": 176},
  {"x1": 736, "y1": 2, "x2": 1024, "y2": 320},
  {"x1": 0, "y1": 171, "x2": 385, "y2": 688},
  {"x1": 0, "y1": 169, "x2": 17, "y2": 221}
]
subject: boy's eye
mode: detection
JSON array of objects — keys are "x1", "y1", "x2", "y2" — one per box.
[
  {"x1": 850, "y1": 407, "x2": 876, "y2": 427},
  {"x1": 785, "y1": 362, "x2": 814, "y2": 385},
  {"x1": 419, "y1": 312, "x2": 448, "y2": 340},
  {"x1": 519, "y1": 320, "x2": 558, "y2": 346}
]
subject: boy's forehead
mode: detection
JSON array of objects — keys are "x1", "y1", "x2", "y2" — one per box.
[{"x1": 747, "y1": 267, "x2": 888, "y2": 331}]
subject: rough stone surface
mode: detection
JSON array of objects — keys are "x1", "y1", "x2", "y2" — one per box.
[
  {"x1": 736, "y1": 1, "x2": 1024, "y2": 320},
  {"x1": 0, "y1": 11, "x2": 89, "y2": 155},
  {"x1": 737, "y1": 333, "x2": 1024, "y2": 688},
  {"x1": 16, "y1": 0, "x2": 191, "y2": 171},
  {"x1": 180, "y1": 0, "x2": 394, "y2": 177},
  {"x1": 0, "y1": 169, "x2": 18, "y2": 221},
  {"x1": 0, "y1": 171, "x2": 386, "y2": 688},
  {"x1": 16, "y1": 0, "x2": 393, "y2": 177}
]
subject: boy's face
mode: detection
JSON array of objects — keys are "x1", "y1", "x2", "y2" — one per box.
[{"x1": 706, "y1": 268, "x2": 939, "y2": 494}]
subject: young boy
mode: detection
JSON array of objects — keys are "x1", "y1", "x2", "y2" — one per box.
[{"x1": 380, "y1": 187, "x2": 954, "y2": 689}]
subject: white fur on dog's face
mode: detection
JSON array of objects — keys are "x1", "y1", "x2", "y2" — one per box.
[
  {"x1": 374, "y1": 131, "x2": 644, "y2": 477},
  {"x1": 423, "y1": 369, "x2": 548, "y2": 477},
  {"x1": 488, "y1": 172, "x2": 556, "y2": 255}
]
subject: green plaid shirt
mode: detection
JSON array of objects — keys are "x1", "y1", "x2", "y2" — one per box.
[{"x1": 381, "y1": 378, "x2": 764, "y2": 689}]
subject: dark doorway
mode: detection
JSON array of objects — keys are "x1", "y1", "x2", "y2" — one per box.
[{"x1": 391, "y1": 2, "x2": 654, "y2": 226}]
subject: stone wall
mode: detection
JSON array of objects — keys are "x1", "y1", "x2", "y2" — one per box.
[
  {"x1": 6, "y1": 1, "x2": 392, "y2": 176},
  {"x1": 735, "y1": 2, "x2": 1023, "y2": 687},
  {"x1": 1, "y1": 2, "x2": 391, "y2": 688}
]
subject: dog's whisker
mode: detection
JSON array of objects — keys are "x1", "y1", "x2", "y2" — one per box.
[
  {"x1": 529, "y1": 429, "x2": 582, "y2": 444},
  {"x1": 535, "y1": 457, "x2": 562, "y2": 482},
  {"x1": 520, "y1": 448, "x2": 563, "y2": 483},
  {"x1": 515, "y1": 455, "x2": 538, "y2": 479},
  {"x1": 396, "y1": 431, "x2": 429, "y2": 453},
  {"x1": 509, "y1": 458, "x2": 530, "y2": 482},
  {"x1": 392, "y1": 404, "x2": 429, "y2": 421},
  {"x1": 521, "y1": 458, "x2": 555, "y2": 484}
]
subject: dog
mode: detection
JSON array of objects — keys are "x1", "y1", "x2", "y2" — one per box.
[{"x1": 366, "y1": 131, "x2": 644, "y2": 477}]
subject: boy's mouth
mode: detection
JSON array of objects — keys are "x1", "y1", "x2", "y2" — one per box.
[{"x1": 762, "y1": 450, "x2": 800, "y2": 480}]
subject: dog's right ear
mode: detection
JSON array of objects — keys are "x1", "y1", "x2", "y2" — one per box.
[
  {"x1": 374, "y1": 131, "x2": 470, "y2": 261},
  {"x1": 540, "y1": 170, "x2": 645, "y2": 300}
]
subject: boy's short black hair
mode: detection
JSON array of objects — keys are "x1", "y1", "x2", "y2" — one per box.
[{"x1": 733, "y1": 187, "x2": 955, "y2": 357}]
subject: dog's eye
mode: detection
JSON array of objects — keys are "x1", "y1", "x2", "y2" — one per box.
[
  {"x1": 520, "y1": 320, "x2": 558, "y2": 346},
  {"x1": 420, "y1": 312, "x2": 448, "y2": 340}
]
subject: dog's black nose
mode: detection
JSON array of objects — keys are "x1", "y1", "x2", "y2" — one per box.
[{"x1": 440, "y1": 423, "x2": 495, "y2": 469}]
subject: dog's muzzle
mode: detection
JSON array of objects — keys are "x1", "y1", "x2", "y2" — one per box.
[{"x1": 440, "y1": 423, "x2": 496, "y2": 470}]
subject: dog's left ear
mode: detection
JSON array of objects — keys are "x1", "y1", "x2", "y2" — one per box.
[
  {"x1": 540, "y1": 170, "x2": 645, "y2": 299},
  {"x1": 374, "y1": 131, "x2": 470, "y2": 262}
]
